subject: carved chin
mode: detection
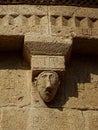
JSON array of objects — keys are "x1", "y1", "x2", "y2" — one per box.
[{"x1": 43, "y1": 95, "x2": 53, "y2": 102}]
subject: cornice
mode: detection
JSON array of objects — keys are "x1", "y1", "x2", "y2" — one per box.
[{"x1": 0, "y1": 0, "x2": 98, "y2": 8}]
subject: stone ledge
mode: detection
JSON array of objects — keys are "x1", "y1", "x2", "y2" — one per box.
[
  {"x1": 24, "y1": 33, "x2": 72, "y2": 56},
  {"x1": 31, "y1": 55, "x2": 65, "y2": 71}
]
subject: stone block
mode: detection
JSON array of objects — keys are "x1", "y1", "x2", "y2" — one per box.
[
  {"x1": 83, "y1": 111, "x2": 98, "y2": 130},
  {"x1": 75, "y1": 8, "x2": 98, "y2": 18},
  {"x1": 49, "y1": 26, "x2": 75, "y2": 36},
  {"x1": 0, "y1": 69, "x2": 31, "y2": 107},
  {"x1": 24, "y1": 34, "x2": 72, "y2": 56},
  {"x1": 0, "y1": 109, "x2": 2, "y2": 130},
  {"x1": 0, "y1": 5, "x2": 48, "y2": 16},
  {"x1": 75, "y1": 28, "x2": 92, "y2": 38},
  {"x1": 49, "y1": 6, "x2": 77, "y2": 16},
  {"x1": 92, "y1": 29, "x2": 98, "y2": 38},
  {"x1": 1, "y1": 108, "x2": 29, "y2": 130},
  {"x1": 28, "y1": 108, "x2": 84, "y2": 130},
  {"x1": 31, "y1": 55, "x2": 65, "y2": 71}
]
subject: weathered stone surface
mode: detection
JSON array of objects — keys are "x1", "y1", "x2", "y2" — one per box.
[
  {"x1": 83, "y1": 111, "x2": 98, "y2": 130},
  {"x1": 28, "y1": 108, "x2": 84, "y2": 130},
  {"x1": 0, "y1": 5, "x2": 98, "y2": 38},
  {"x1": 35, "y1": 71, "x2": 60, "y2": 103},
  {"x1": 31, "y1": 70, "x2": 65, "y2": 108},
  {"x1": 31, "y1": 55, "x2": 65, "y2": 71},
  {"x1": 75, "y1": 7, "x2": 98, "y2": 18},
  {"x1": 1, "y1": 108, "x2": 29, "y2": 130},
  {"x1": 24, "y1": 34, "x2": 72, "y2": 56},
  {"x1": 0, "y1": 109, "x2": 2, "y2": 130},
  {"x1": 0, "y1": 5, "x2": 47, "y2": 16},
  {"x1": 0, "y1": 5, "x2": 48, "y2": 35},
  {"x1": 0, "y1": 53, "x2": 31, "y2": 107},
  {"x1": 48, "y1": 6, "x2": 98, "y2": 38}
]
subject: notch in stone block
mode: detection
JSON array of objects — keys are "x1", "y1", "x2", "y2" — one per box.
[
  {"x1": 0, "y1": 15, "x2": 13, "y2": 26},
  {"x1": 62, "y1": 16, "x2": 72, "y2": 26},
  {"x1": 89, "y1": 18, "x2": 98, "y2": 28},
  {"x1": 75, "y1": 17, "x2": 86, "y2": 27},
  {"x1": 50, "y1": 15, "x2": 60, "y2": 25}
]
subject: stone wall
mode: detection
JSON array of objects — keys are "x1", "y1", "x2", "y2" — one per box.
[{"x1": 0, "y1": 5, "x2": 98, "y2": 130}]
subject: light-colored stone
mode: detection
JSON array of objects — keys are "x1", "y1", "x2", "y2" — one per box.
[
  {"x1": 24, "y1": 34, "x2": 72, "y2": 56},
  {"x1": 75, "y1": 7, "x2": 98, "y2": 18},
  {"x1": 49, "y1": 6, "x2": 77, "y2": 16},
  {"x1": 0, "y1": 109, "x2": 2, "y2": 130},
  {"x1": 49, "y1": 6, "x2": 76, "y2": 35},
  {"x1": 31, "y1": 55, "x2": 65, "y2": 71},
  {"x1": 0, "y1": 54, "x2": 31, "y2": 107},
  {"x1": 0, "y1": 5, "x2": 48, "y2": 15},
  {"x1": 0, "y1": 4, "x2": 98, "y2": 130},
  {"x1": 34, "y1": 71, "x2": 60, "y2": 103},
  {"x1": 0, "y1": 5, "x2": 48, "y2": 35},
  {"x1": 28, "y1": 108, "x2": 84, "y2": 130},
  {"x1": 0, "y1": 5, "x2": 98, "y2": 38},
  {"x1": 83, "y1": 111, "x2": 98, "y2": 130},
  {"x1": 1, "y1": 108, "x2": 29, "y2": 130}
]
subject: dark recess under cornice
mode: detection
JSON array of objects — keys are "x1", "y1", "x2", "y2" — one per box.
[{"x1": 0, "y1": 0, "x2": 98, "y2": 8}]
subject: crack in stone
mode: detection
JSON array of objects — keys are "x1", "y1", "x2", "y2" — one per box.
[{"x1": 71, "y1": 107, "x2": 98, "y2": 111}]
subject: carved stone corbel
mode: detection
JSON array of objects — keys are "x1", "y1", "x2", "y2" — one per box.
[{"x1": 23, "y1": 33, "x2": 73, "y2": 102}]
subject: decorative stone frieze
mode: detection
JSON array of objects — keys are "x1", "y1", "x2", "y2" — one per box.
[{"x1": 0, "y1": 5, "x2": 98, "y2": 38}]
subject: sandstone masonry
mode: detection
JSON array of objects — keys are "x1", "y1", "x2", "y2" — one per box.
[{"x1": 0, "y1": 3, "x2": 97, "y2": 130}]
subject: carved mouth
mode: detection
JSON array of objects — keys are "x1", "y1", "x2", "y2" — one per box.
[{"x1": 45, "y1": 90, "x2": 52, "y2": 95}]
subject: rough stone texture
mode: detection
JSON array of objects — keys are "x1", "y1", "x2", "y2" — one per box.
[
  {"x1": 0, "y1": 109, "x2": 2, "y2": 130},
  {"x1": 31, "y1": 55, "x2": 65, "y2": 71},
  {"x1": 1, "y1": 108, "x2": 29, "y2": 130},
  {"x1": 0, "y1": 4, "x2": 98, "y2": 130},
  {"x1": 0, "y1": 53, "x2": 31, "y2": 107},
  {"x1": 0, "y1": 5, "x2": 48, "y2": 35},
  {"x1": 49, "y1": 6, "x2": 76, "y2": 36},
  {"x1": 0, "y1": 5, "x2": 98, "y2": 38},
  {"x1": 83, "y1": 111, "x2": 98, "y2": 130},
  {"x1": 35, "y1": 71, "x2": 60, "y2": 103},
  {"x1": 0, "y1": 108, "x2": 98, "y2": 130},
  {"x1": 24, "y1": 34, "x2": 72, "y2": 56},
  {"x1": 28, "y1": 108, "x2": 84, "y2": 130}
]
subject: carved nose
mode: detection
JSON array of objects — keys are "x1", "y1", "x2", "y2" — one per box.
[{"x1": 46, "y1": 80, "x2": 51, "y2": 88}]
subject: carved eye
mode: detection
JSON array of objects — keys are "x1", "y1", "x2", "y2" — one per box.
[{"x1": 41, "y1": 74, "x2": 47, "y2": 78}]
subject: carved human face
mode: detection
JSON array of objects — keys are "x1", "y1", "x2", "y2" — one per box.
[{"x1": 36, "y1": 71, "x2": 60, "y2": 102}]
